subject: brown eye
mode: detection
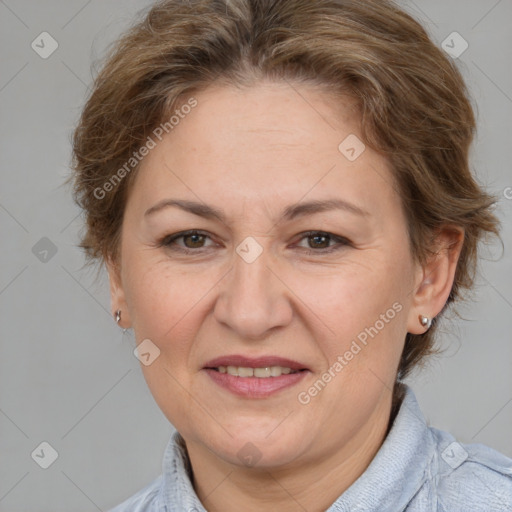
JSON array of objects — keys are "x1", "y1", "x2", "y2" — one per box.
[
  {"x1": 295, "y1": 231, "x2": 351, "y2": 254},
  {"x1": 307, "y1": 233, "x2": 331, "y2": 249},
  {"x1": 182, "y1": 233, "x2": 207, "y2": 248},
  {"x1": 160, "y1": 230, "x2": 215, "y2": 253}
]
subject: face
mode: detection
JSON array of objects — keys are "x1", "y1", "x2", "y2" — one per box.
[{"x1": 109, "y1": 80, "x2": 424, "y2": 470}]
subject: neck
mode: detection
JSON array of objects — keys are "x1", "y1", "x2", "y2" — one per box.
[{"x1": 184, "y1": 391, "x2": 395, "y2": 512}]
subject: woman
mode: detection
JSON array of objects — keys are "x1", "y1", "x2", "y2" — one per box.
[{"x1": 69, "y1": 0, "x2": 512, "y2": 510}]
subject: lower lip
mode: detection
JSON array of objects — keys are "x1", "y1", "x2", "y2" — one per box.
[{"x1": 204, "y1": 369, "x2": 309, "y2": 398}]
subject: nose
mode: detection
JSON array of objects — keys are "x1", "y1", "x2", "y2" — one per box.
[{"x1": 213, "y1": 243, "x2": 294, "y2": 340}]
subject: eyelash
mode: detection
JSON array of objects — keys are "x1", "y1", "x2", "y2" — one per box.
[{"x1": 158, "y1": 230, "x2": 351, "y2": 255}]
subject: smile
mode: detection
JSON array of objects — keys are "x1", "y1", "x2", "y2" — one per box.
[{"x1": 214, "y1": 365, "x2": 300, "y2": 377}]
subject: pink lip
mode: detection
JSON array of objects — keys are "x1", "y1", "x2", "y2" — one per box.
[
  {"x1": 203, "y1": 355, "x2": 308, "y2": 371},
  {"x1": 204, "y1": 369, "x2": 309, "y2": 398},
  {"x1": 202, "y1": 354, "x2": 310, "y2": 399}
]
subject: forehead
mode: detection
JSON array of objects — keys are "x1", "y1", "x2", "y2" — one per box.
[
  {"x1": 128, "y1": 81, "x2": 400, "y2": 222},
  {"x1": 174, "y1": 81, "x2": 361, "y2": 155}
]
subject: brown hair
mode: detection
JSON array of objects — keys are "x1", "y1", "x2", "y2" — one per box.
[{"x1": 69, "y1": 0, "x2": 499, "y2": 380}]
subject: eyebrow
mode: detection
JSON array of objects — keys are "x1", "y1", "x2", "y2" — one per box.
[{"x1": 144, "y1": 198, "x2": 370, "y2": 222}]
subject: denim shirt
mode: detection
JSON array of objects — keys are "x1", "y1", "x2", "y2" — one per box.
[{"x1": 108, "y1": 385, "x2": 512, "y2": 511}]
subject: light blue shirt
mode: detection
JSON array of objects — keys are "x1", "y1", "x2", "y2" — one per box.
[{"x1": 108, "y1": 385, "x2": 512, "y2": 511}]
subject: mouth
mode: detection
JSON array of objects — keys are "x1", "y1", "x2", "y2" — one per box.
[
  {"x1": 203, "y1": 355, "x2": 310, "y2": 398},
  {"x1": 208, "y1": 365, "x2": 304, "y2": 377}
]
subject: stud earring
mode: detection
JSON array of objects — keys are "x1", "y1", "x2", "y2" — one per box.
[
  {"x1": 115, "y1": 309, "x2": 122, "y2": 325},
  {"x1": 419, "y1": 315, "x2": 432, "y2": 330}
]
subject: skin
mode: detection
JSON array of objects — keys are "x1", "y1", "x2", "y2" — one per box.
[{"x1": 107, "y1": 80, "x2": 463, "y2": 511}]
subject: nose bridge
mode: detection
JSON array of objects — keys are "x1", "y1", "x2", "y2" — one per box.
[{"x1": 213, "y1": 238, "x2": 293, "y2": 338}]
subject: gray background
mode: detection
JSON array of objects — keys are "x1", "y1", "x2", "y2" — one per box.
[{"x1": 0, "y1": 0, "x2": 511, "y2": 510}]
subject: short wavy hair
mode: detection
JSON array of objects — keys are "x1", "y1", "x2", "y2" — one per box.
[{"x1": 69, "y1": 0, "x2": 500, "y2": 381}]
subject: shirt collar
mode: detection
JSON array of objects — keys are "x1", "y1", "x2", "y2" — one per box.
[
  {"x1": 326, "y1": 383, "x2": 435, "y2": 511},
  {"x1": 160, "y1": 384, "x2": 434, "y2": 512},
  {"x1": 161, "y1": 430, "x2": 206, "y2": 511}
]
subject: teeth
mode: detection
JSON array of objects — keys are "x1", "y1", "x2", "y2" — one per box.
[
  {"x1": 217, "y1": 366, "x2": 298, "y2": 377},
  {"x1": 238, "y1": 367, "x2": 254, "y2": 377},
  {"x1": 254, "y1": 367, "x2": 271, "y2": 378}
]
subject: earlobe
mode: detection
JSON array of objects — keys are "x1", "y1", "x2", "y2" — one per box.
[
  {"x1": 407, "y1": 227, "x2": 464, "y2": 335},
  {"x1": 105, "y1": 257, "x2": 132, "y2": 329}
]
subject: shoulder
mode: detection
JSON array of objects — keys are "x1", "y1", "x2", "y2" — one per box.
[
  {"x1": 427, "y1": 427, "x2": 512, "y2": 512},
  {"x1": 107, "y1": 474, "x2": 163, "y2": 512}
]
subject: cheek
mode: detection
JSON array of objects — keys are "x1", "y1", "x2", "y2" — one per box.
[
  {"x1": 123, "y1": 263, "x2": 215, "y2": 424},
  {"x1": 123, "y1": 256, "x2": 214, "y2": 345},
  {"x1": 304, "y1": 258, "x2": 411, "y2": 370}
]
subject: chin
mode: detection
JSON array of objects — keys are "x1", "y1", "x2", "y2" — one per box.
[{"x1": 207, "y1": 425, "x2": 308, "y2": 470}]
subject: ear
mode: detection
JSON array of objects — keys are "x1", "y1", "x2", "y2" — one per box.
[
  {"x1": 407, "y1": 226, "x2": 464, "y2": 335},
  {"x1": 105, "y1": 256, "x2": 132, "y2": 329}
]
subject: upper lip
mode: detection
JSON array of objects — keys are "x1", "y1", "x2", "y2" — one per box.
[{"x1": 203, "y1": 355, "x2": 309, "y2": 371}]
